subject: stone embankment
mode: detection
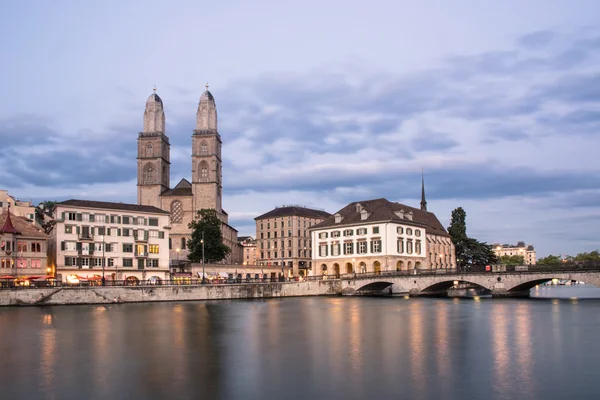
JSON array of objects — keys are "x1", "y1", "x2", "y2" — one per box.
[{"x1": 0, "y1": 281, "x2": 341, "y2": 307}]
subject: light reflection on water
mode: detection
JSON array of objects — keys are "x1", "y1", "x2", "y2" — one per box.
[{"x1": 0, "y1": 286, "x2": 599, "y2": 400}]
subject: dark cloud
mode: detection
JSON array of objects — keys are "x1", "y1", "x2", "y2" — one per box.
[{"x1": 518, "y1": 30, "x2": 556, "y2": 48}]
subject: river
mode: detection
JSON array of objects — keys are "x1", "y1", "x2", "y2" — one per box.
[{"x1": 1, "y1": 286, "x2": 599, "y2": 400}]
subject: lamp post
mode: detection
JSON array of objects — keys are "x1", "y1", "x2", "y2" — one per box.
[
  {"x1": 101, "y1": 234, "x2": 106, "y2": 286},
  {"x1": 201, "y1": 231, "x2": 205, "y2": 284}
]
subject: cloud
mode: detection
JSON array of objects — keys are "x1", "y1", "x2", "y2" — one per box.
[{"x1": 3, "y1": 27, "x2": 600, "y2": 257}]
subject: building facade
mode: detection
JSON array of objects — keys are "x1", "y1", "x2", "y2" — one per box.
[
  {"x1": 493, "y1": 241, "x2": 537, "y2": 265},
  {"x1": 309, "y1": 198, "x2": 456, "y2": 276},
  {"x1": 238, "y1": 236, "x2": 258, "y2": 266},
  {"x1": 255, "y1": 206, "x2": 331, "y2": 277},
  {"x1": 136, "y1": 86, "x2": 242, "y2": 266},
  {"x1": 0, "y1": 190, "x2": 36, "y2": 225},
  {"x1": 0, "y1": 207, "x2": 49, "y2": 277},
  {"x1": 49, "y1": 200, "x2": 171, "y2": 283}
]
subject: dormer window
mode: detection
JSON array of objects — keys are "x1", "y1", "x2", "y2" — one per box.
[
  {"x1": 406, "y1": 211, "x2": 413, "y2": 221},
  {"x1": 394, "y1": 209, "x2": 405, "y2": 219},
  {"x1": 355, "y1": 203, "x2": 363, "y2": 213},
  {"x1": 360, "y1": 209, "x2": 369, "y2": 220},
  {"x1": 334, "y1": 213, "x2": 343, "y2": 223}
]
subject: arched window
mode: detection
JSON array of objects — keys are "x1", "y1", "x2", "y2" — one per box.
[
  {"x1": 171, "y1": 201, "x2": 183, "y2": 223},
  {"x1": 200, "y1": 141, "x2": 208, "y2": 155},
  {"x1": 146, "y1": 143, "x2": 153, "y2": 157},
  {"x1": 181, "y1": 237, "x2": 186, "y2": 250},
  {"x1": 144, "y1": 163, "x2": 155, "y2": 184},
  {"x1": 200, "y1": 161, "x2": 208, "y2": 181}
]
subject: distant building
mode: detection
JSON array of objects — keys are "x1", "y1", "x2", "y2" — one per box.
[
  {"x1": 493, "y1": 241, "x2": 536, "y2": 265},
  {"x1": 49, "y1": 199, "x2": 171, "y2": 283},
  {"x1": 255, "y1": 205, "x2": 331, "y2": 277},
  {"x1": 309, "y1": 198, "x2": 456, "y2": 276},
  {"x1": 0, "y1": 206, "x2": 50, "y2": 277},
  {"x1": 0, "y1": 190, "x2": 36, "y2": 225},
  {"x1": 238, "y1": 236, "x2": 257, "y2": 266}
]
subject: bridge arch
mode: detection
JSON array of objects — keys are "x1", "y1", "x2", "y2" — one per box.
[
  {"x1": 421, "y1": 280, "x2": 490, "y2": 295},
  {"x1": 356, "y1": 281, "x2": 394, "y2": 294}
]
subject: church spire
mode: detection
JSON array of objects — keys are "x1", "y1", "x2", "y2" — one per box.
[{"x1": 420, "y1": 170, "x2": 427, "y2": 212}]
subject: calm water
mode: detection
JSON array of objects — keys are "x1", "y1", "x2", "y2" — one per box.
[{"x1": 1, "y1": 286, "x2": 600, "y2": 400}]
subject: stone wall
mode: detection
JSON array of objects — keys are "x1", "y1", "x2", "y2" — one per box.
[{"x1": 0, "y1": 280, "x2": 341, "y2": 307}]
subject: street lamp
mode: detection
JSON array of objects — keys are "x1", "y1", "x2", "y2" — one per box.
[
  {"x1": 201, "y1": 231, "x2": 206, "y2": 284},
  {"x1": 101, "y1": 234, "x2": 106, "y2": 286}
]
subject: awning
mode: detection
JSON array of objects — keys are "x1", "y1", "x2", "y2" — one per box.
[{"x1": 0, "y1": 275, "x2": 15, "y2": 279}]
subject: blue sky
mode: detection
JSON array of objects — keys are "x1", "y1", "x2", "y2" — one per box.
[{"x1": 2, "y1": 0, "x2": 600, "y2": 257}]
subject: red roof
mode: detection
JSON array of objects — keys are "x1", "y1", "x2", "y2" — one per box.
[{"x1": 0, "y1": 208, "x2": 21, "y2": 235}]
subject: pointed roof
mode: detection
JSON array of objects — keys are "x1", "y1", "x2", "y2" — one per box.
[
  {"x1": 420, "y1": 171, "x2": 427, "y2": 212},
  {"x1": 0, "y1": 210, "x2": 48, "y2": 238},
  {"x1": 0, "y1": 206, "x2": 20, "y2": 235},
  {"x1": 161, "y1": 178, "x2": 193, "y2": 196}
]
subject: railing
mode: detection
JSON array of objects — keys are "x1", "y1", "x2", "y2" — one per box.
[{"x1": 78, "y1": 233, "x2": 94, "y2": 241}]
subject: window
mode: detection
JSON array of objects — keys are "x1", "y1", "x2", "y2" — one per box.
[
  {"x1": 356, "y1": 228, "x2": 367, "y2": 235},
  {"x1": 149, "y1": 230, "x2": 159, "y2": 238},
  {"x1": 181, "y1": 237, "x2": 186, "y2": 250},
  {"x1": 65, "y1": 241, "x2": 77, "y2": 251},
  {"x1": 94, "y1": 258, "x2": 104, "y2": 267},
  {"x1": 373, "y1": 226, "x2": 379, "y2": 234},
  {"x1": 169, "y1": 238, "x2": 172, "y2": 249},
  {"x1": 17, "y1": 242, "x2": 27, "y2": 253},
  {"x1": 371, "y1": 239, "x2": 382, "y2": 253},
  {"x1": 123, "y1": 244, "x2": 133, "y2": 253},
  {"x1": 343, "y1": 229, "x2": 354, "y2": 237},
  {"x1": 171, "y1": 201, "x2": 183, "y2": 223},
  {"x1": 331, "y1": 243, "x2": 340, "y2": 256},
  {"x1": 65, "y1": 225, "x2": 74, "y2": 234},
  {"x1": 397, "y1": 227, "x2": 404, "y2": 234},
  {"x1": 260, "y1": 233, "x2": 264, "y2": 239},
  {"x1": 415, "y1": 229, "x2": 421, "y2": 237},
  {"x1": 31, "y1": 259, "x2": 41, "y2": 269},
  {"x1": 357, "y1": 241, "x2": 367, "y2": 254},
  {"x1": 331, "y1": 231, "x2": 340, "y2": 238},
  {"x1": 344, "y1": 242, "x2": 353, "y2": 255},
  {"x1": 146, "y1": 143, "x2": 153, "y2": 157},
  {"x1": 122, "y1": 229, "x2": 130, "y2": 237},
  {"x1": 122, "y1": 216, "x2": 130, "y2": 224},
  {"x1": 149, "y1": 245, "x2": 159, "y2": 254},
  {"x1": 288, "y1": 219, "x2": 292, "y2": 227},
  {"x1": 148, "y1": 259, "x2": 159, "y2": 268},
  {"x1": 200, "y1": 141, "x2": 208, "y2": 155},
  {"x1": 200, "y1": 162, "x2": 209, "y2": 181},
  {"x1": 274, "y1": 222, "x2": 277, "y2": 228},
  {"x1": 406, "y1": 228, "x2": 413, "y2": 235},
  {"x1": 267, "y1": 223, "x2": 270, "y2": 229},
  {"x1": 319, "y1": 244, "x2": 328, "y2": 257},
  {"x1": 319, "y1": 232, "x2": 328, "y2": 239},
  {"x1": 81, "y1": 258, "x2": 90, "y2": 267},
  {"x1": 149, "y1": 218, "x2": 159, "y2": 227},
  {"x1": 288, "y1": 230, "x2": 292, "y2": 237},
  {"x1": 108, "y1": 258, "x2": 114, "y2": 267},
  {"x1": 398, "y1": 239, "x2": 404, "y2": 253},
  {"x1": 416, "y1": 240, "x2": 422, "y2": 254},
  {"x1": 267, "y1": 232, "x2": 271, "y2": 238},
  {"x1": 123, "y1": 258, "x2": 133, "y2": 267},
  {"x1": 67, "y1": 212, "x2": 77, "y2": 221},
  {"x1": 334, "y1": 214, "x2": 342, "y2": 223},
  {"x1": 407, "y1": 240, "x2": 413, "y2": 254}
]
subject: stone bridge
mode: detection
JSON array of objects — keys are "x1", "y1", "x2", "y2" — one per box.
[{"x1": 337, "y1": 269, "x2": 600, "y2": 297}]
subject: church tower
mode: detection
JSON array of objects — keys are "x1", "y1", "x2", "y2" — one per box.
[
  {"x1": 137, "y1": 88, "x2": 170, "y2": 208},
  {"x1": 192, "y1": 84, "x2": 224, "y2": 218}
]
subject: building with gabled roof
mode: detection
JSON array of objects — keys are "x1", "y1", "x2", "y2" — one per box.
[
  {"x1": 309, "y1": 192, "x2": 456, "y2": 276},
  {"x1": 0, "y1": 205, "x2": 50, "y2": 277}
]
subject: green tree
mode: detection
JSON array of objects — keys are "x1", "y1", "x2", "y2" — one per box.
[
  {"x1": 447, "y1": 207, "x2": 497, "y2": 270},
  {"x1": 499, "y1": 255, "x2": 525, "y2": 266},
  {"x1": 187, "y1": 209, "x2": 231, "y2": 263},
  {"x1": 573, "y1": 250, "x2": 600, "y2": 263},
  {"x1": 38, "y1": 200, "x2": 58, "y2": 211},
  {"x1": 537, "y1": 254, "x2": 563, "y2": 265}
]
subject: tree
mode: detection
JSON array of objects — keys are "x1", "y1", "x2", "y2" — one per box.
[
  {"x1": 38, "y1": 200, "x2": 58, "y2": 211},
  {"x1": 187, "y1": 209, "x2": 231, "y2": 263},
  {"x1": 499, "y1": 255, "x2": 525, "y2": 266},
  {"x1": 537, "y1": 254, "x2": 563, "y2": 265},
  {"x1": 447, "y1": 207, "x2": 497, "y2": 270}
]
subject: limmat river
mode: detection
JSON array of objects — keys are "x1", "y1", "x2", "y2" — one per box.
[{"x1": 1, "y1": 286, "x2": 600, "y2": 400}]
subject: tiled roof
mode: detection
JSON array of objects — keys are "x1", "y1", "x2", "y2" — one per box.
[
  {"x1": 255, "y1": 206, "x2": 331, "y2": 220},
  {"x1": 56, "y1": 200, "x2": 169, "y2": 215},
  {"x1": 310, "y1": 198, "x2": 449, "y2": 237},
  {"x1": 0, "y1": 212, "x2": 48, "y2": 238},
  {"x1": 161, "y1": 178, "x2": 193, "y2": 197}
]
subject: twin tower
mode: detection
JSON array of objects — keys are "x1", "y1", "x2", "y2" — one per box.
[{"x1": 136, "y1": 86, "x2": 225, "y2": 224}]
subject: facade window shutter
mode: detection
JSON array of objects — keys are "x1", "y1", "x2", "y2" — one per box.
[
  {"x1": 118, "y1": 216, "x2": 121, "y2": 224},
  {"x1": 61, "y1": 241, "x2": 65, "y2": 251},
  {"x1": 61, "y1": 212, "x2": 65, "y2": 221},
  {"x1": 118, "y1": 229, "x2": 121, "y2": 236},
  {"x1": 65, "y1": 256, "x2": 71, "y2": 266},
  {"x1": 159, "y1": 231, "x2": 164, "y2": 239},
  {"x1": 90, "y1": 227, "x2": 94, "y2": 235},
  {"x1": 77, "y1": 213, "x2": 82, "y2": 221},
  {"x1": 107, "y1": 228, "x2": 111, "y2": 235},
  {"x1": 76, "y1": 226, "x2": 81, "y2": 234}
]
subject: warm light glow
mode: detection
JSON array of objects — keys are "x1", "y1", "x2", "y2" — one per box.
[
  {"x1": 453, "y1": 280, "x2": 459, "y2": 286},
  {"x1": 176, "y1": 248, "x2": 180, "y2": 252}
]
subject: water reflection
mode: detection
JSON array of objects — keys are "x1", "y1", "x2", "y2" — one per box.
[{"x1": 1, "y1": 287, "x2": 600, "y2": 400}]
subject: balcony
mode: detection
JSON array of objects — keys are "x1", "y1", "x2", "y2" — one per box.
[
  {"x1": 135, "y1": 251, "x2": 148, "y2": 258},
  {"x1": 78, "y1": 233, "x2": 94, "y2": 241}
]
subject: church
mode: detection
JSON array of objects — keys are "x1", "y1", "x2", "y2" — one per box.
[{"x1": 136, "y1": 85, "x2": 242, "y2": 265}]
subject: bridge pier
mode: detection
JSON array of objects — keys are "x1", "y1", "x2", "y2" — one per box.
[{"x1": 491, "y1": 288, "x2": 530, "y2": 298}]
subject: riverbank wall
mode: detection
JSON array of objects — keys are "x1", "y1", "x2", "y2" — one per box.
[{"x1": 0, "y1": 281, "x2": 342, "y2": 307}]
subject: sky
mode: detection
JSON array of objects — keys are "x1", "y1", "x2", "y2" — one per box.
[{"x1": 1, "y1": 0, "x2": 600, "y2": 257}]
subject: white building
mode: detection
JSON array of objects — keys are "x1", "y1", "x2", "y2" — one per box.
[
  {"x1": 0, "y1": 190, "x2": 36, "y2": 224},
  {"x1": 49, "y1": 199, "x2": 171, "y2": 284},
  {"x1": 493, "y1": 241, "x2": 537, "y2": 265},
  {"x1": 309, "y1": 198, "x2": 456, "y2": 276}
]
